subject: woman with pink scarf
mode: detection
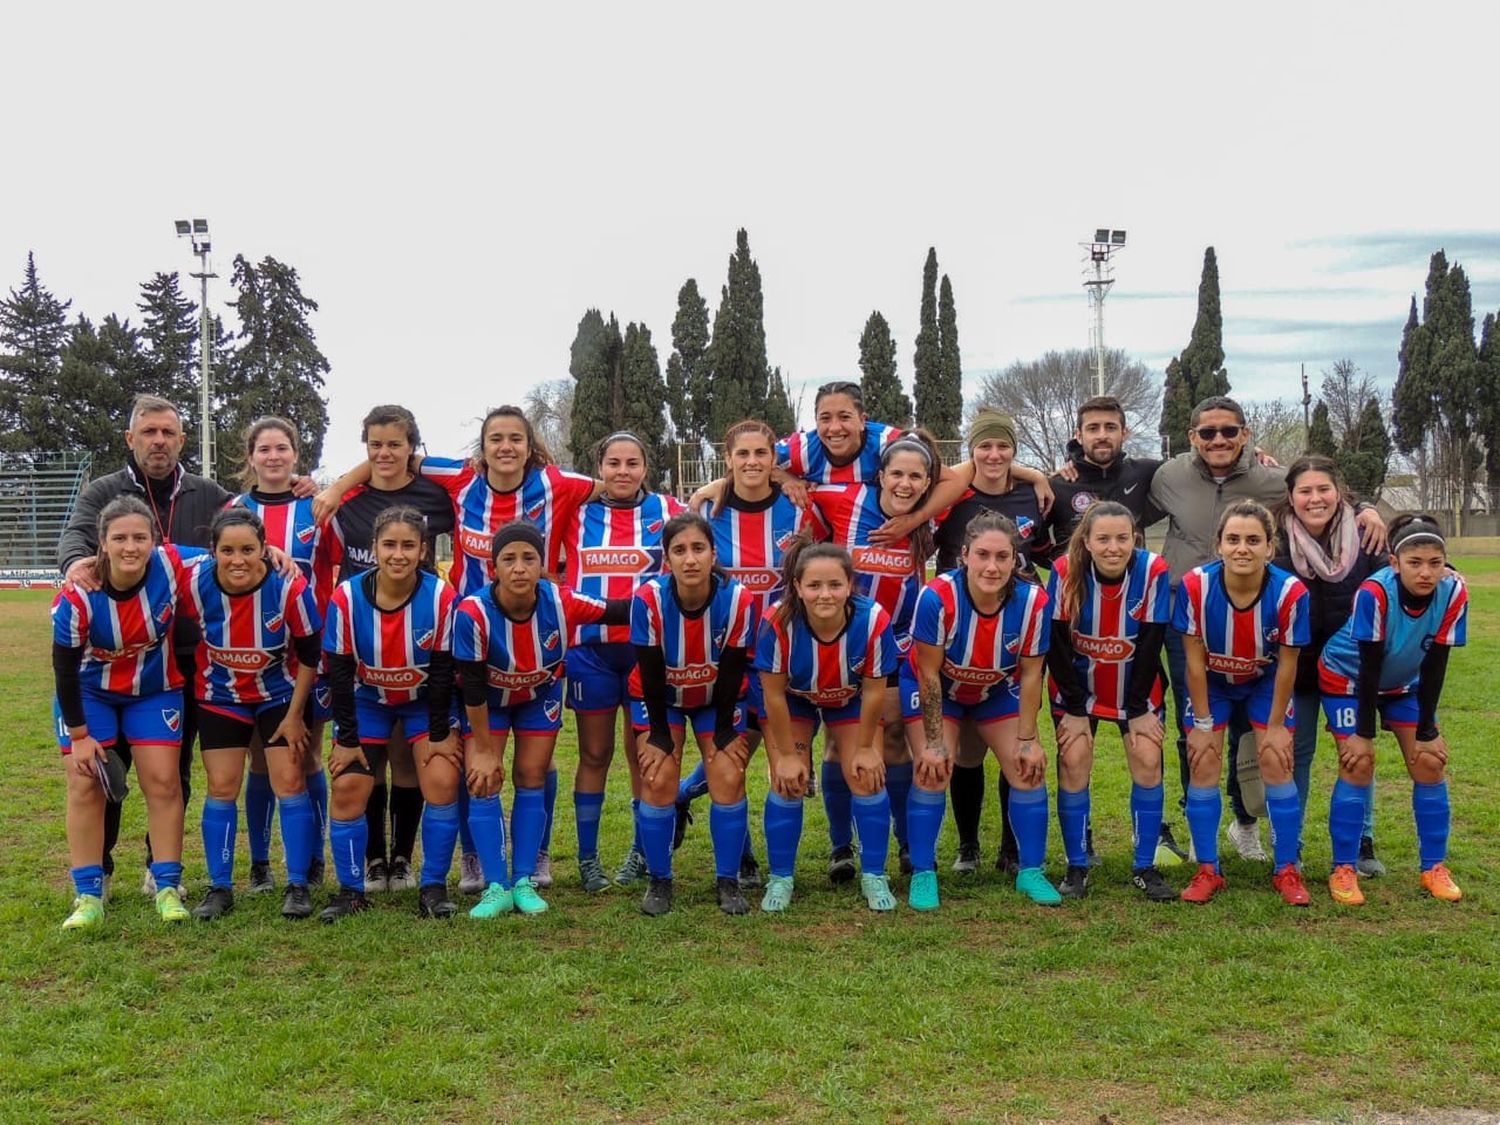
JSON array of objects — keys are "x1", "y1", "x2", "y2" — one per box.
[{"x1": 1272, "y1": 456, "x2": 1387, "y2": 874}]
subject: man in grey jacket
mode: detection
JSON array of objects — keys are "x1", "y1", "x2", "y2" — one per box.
[
  {"x1": 1148, "y1": 395, "x2": 1382, "y2": 862},
  {"x1": 58, "y1": 394, "x2": 234, "y2": 895}
]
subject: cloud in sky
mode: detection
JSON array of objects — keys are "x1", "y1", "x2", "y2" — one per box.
[{"x1": 2, "y1": 3, "x2": 1498, "y2": 470}]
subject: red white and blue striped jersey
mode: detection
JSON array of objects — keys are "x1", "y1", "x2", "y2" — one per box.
[
  {"x1": 1318, "y1": 566, "x2": 1468, "y2": 695},
  {"x1": 231, "y1": 491, "x2": 334, "y2": 609},
  {"x1": 453, "y1": 578, "x2": 608, "y2": 709},
  {"x1": 1173, "y1": 561, "x2": 1310, "y2": 688},
  {"x1": 628, "y1": 574, "x2": 754, "y2": 709},
  {"x1": 697, "y1": 486, "x2": 826, "y2": 630},
  {"x1": 323, "y1": 570, "x2": 456, "y2": 706},
  {"x1": 753, "y1": 596, "x2": 898, "y2": 710},
  {"x1": 182, "y1": 563, "x2": 321, "y2": 705},
  {"x1": 51, "y1": 545, "x2": 201, "y2": 696},
  {"x1": 808, "y1": 482, "x2": 927, "y2": 644},
  {"x1": 1045, "y1": 549, "x2": 1171, "y2": 719},
  {"x1": 777, "y1": 420, "x2": 901, "y2": 484},
  {"x1": 566, "y1": 493, "x2": 685, "y2": 645},
  {"x1": 420, "y1": 458, "x2": 596, "y2": 596},
  {"x1": 912, "y1": 570, "x2": 1051, "y2": 704}
]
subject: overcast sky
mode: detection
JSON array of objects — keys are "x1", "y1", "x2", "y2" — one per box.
[{"x1": 6, "y1": 3, "x2": 1499, "y2": 472}]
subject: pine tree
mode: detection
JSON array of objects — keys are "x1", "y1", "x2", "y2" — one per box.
[
  {"x1": 137, "y1": 271, "x2": 200, "y2": 431},
  {"x1": 764, "y1": 367, "x2": 796, "y2": 436},
  {"x1": 0, "y1": 252, "x2": 72, "y2": 451},
  {"x1": 1306, "y1": 400, "x2": 1337, "y2": 456},
  {"x1": 1159, "y1": 247, "x2": 1231, "y2": 455},
  {"x1": 857, "y1": 311, "x2": 911, "y2": 427},
  {"x1": 931, "y1": 274, "x2": 964, "y2": 440},
  {"x1": 706, "y1": 229, "x2": 770, "y2": 437},
  {"x1": 569, "y1": 308, "x2": 616, "y2": 467},
  {"x1": 219, "y1": 255, "x2": 331, "y2": 482},
  {"x1": 618, "y1": 321, "x2": 670, "y2": 489},
  {"x1": 665, "y1": 279, "x2": 711, "y2": 445},
  {"x1": 912, "y1": 248, "x2": 941, "y2": 430}
]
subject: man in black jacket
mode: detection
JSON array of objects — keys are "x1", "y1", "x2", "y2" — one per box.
[
  {"x1": 58, "y1": 394, "x2": 233, "y2": 896},
  {"x1": 1040, "y1": 395, "x2": 1160, "y2": 564}
]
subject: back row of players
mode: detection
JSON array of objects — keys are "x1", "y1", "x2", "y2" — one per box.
[{"x1": 53, "y1": 386, "x2": 1468, "y2": 928}]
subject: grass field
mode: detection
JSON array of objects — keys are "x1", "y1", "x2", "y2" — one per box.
[{"x1": 4, "y1": 563, "x2": 1500, "y2": 1123}]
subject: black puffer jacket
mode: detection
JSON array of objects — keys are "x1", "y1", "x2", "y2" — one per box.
[{"x1": 1040, "y1": 441, "x2": 1161, "y2": 565}]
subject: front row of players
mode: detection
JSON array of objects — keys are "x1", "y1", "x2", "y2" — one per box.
[{"x1": 54, "y1": 486, "x2": 1467, "y2": 927}]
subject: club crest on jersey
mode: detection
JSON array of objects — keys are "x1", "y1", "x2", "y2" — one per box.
[
  {"x1": 850, "y1": 656, "x2": 865, "y2": 674},
  {"x1": 416, "y1": 628, "x2": 435, "y2": 651},
  {"x1": 776, "y1": 529, "x2": 799, "y2": 550},
  {"x1": 155, "y1": 602, "x2": 173, "y2": 625},
  {"x1": 543, "y1": 630, "x2": 560, "y2": 651},
  {"x1": 315, "y1": 685, "x2": 332, "y2": 708},
  {"x1": 1072, "y1": 491, "x2": 1097, "y2": 513},
  {"x1": 297, "y1": 525, "x2": 316, "y2": 544},
  {"x1": 264, "y1": 613, "x2": 284, "y2": 633},
  {"x1": 526, "y1": 499, "x2": 547, "y2": 520},
  {"x1": 162, "y1": 708, "x2": 182, "y2": 732},
  {"x1": 1267, "y1": 628, "x2": 1280, "y2": 642},
  {"x1": 713, "y1": 629, "x2": 727, "y2": 648},
  {"x1": 732, "y1": 706, "x2": 743, "y2": 727},
  {"x1": 544, "y1": 698, "x2": 562, "y2": 722},
  {"x1": 1017, "y1": 515, "x2": 1034, "y2": 540},
  {"x1": 1005, "y1": 637, "x2": 1021, "y2": 653},
  {"x1": 646, "y1": 518, "x2": 664, "y2": 534}
]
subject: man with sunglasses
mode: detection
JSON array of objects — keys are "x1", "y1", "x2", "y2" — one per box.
[{"x1": 1148, "y1": 396, "x2": 1385, "y2": 863}]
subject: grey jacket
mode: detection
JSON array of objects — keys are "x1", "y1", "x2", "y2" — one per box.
[
  {"x1": 58, "y1": 459, "x2": 231, "y2": 571},
  {"x1": 1147, "y1": 447, "x2": 1286, "y2": 583}
]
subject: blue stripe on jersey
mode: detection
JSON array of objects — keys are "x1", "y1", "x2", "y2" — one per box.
[
  {"x1": 912, "y1": 570, "x2": 1051, "y2": 703},
  {"x1": 629, "y1": 574, "x2": 754, "y2": 709},
  {"x1": 568, "y1": 493, "x2": 682, "y2": 646},
  {"x1": 186, "y1": 563, "x2": 322, "y2": 705},
  {"x1": 1172, "y1": 561, "x2": 1310, "y2": 687},
  {"x1": 775, "y1": 421, "x2": 898, "y2": 484},
  {"x1": 323, "y1": 570, "x2": 455, "y2": 706},
  {"x1": 753, "y1": 595, "x2": 898, "y2": 710},
  {"x1": 453, "y1": 577, "x2": 606, "y2": 709}
]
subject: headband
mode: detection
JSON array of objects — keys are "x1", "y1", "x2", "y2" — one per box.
[
  {"x1": 491, "y1": 521, "x2": 544, "y2": 559},
  {"x1": 1391, "y1": 519, "x2": 1446, "y2": 553},
  {"x1": 882, "y1": 437, "x2": 934, "y2": 469}
]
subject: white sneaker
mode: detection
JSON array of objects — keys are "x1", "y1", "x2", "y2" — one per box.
[
  {"x1": 387, "y1": 856, "x2": 416, "y2": 891},
  {"x1": 458, "y1": 852, "x2": 484, "y2": 895},
  {"x1": 141, "y1": 866, "x2": 157, "y2": 897},
  {"x1": 533, "y1": 850, "x2": 554, "y2": 889},
  {"x1": 1226, "y1": 819, "x2": 1268, "y2": 862}
]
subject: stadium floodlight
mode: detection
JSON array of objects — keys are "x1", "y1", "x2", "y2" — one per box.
[
  {"x1": 174, "y1": 218, "x2": 219, "y2": 479},
  {"x1": 1080, "y1": 226, "x2": 1128, "y2": 397}
]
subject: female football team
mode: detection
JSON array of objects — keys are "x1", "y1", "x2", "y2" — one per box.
[{"x1": 51, "y1": 396, "x2": 1472, "y2": 929}]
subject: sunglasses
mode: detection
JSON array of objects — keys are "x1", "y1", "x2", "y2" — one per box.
[{"x1": 1194, "y1": 425, "x2": 1242, "y2": 441}]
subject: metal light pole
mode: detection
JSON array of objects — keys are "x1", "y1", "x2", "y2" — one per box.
[
  {"x1": 1081, "y1": 229, "x2": 1127, "y2": 398},
  {"x1": 175, "y1": 218, "x2": 218, "y2": 478}
]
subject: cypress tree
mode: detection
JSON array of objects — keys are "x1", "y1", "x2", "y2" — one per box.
[
  {"x1": 0, "y1": 252, "x2": 72, "y2": 451},
  {"x1": 1392, "y1": 295, "x2": 1431, "y2": 456},
  {"x1": 1338, "y1": 397, "x2": 1391, "y2": 501},
  {"x1": 1478, "y1": 312, "x2": 1500, "y2": 508},
  {"x1": 1159, "y1": 247, "x2": 1231, "y2": 455},
  {"x1": 912, "y1": 248, "x2": 940, "y2": 430},
  {"x1": 569, "y1": 308, "x2": 616, "y2": 468},
  {"x1": 763, "y1": 366, "x2": 796, "y2": 436},
  {"x1": 618, "y1": 321, "x2": 670, "y2": 489},
  {"x1": 858, "y1": 311, "x2": 911, "y2": 427},
  {"x1": 665, "y1": 278, "x2": 710, "y2": 445},
  {"x1": 931, "y1": 275, "x2": 964, "y2": 440},
  {"x1": 221, "y1": 255, "x2": 331, "y2": 481},
  {"x1": 1306, "y1": 400, "x2": 1337, "y2": 456},
  {"x1": 706, "y1": 230, "x2": 770, "y2": 437}
]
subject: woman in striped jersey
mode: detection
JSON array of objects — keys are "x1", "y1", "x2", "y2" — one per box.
[
  {"x1": 453, "y1": 522, "x2": 630, "y2": 918},
  {"x1": 319, "y1": 405, "x2": 601, "y2": 891},
  {"x1": 754, "y1": 538, "x2": 900, "y2": 912},
  {"x1": 903, "y1": 512, "x2": 1056, "y2": 910},
  {"x1": 180, "y1": 507, "x2": 323, "y2": 922},
  {"x1": 1173, "y1": 500, "x2": 1311, "y2": 906},
  {"x1": 1044, "y1": 501, "x2": 1176, "y2": 902},
  {"x1": 53, "y1": 497, "x2": 206, "y2": 929},
  {"x1": 565, "y1": 432, "x2": 685, "y2": 891},
  {"x1": 232, "y1": 416, "x2": 334, "y2": 894},
  {"x1": 675, "y1": 419, "x2": 826, "y2": 877},
  {"x1": 805, "y1": 431, "x2": 941, "y2": 881},
  {"x1": 630, "y1": 512, "x2": 755, "y2": 916},
  {"x1": 320, "y1": 507, "x2": 461, "y2": 923}
]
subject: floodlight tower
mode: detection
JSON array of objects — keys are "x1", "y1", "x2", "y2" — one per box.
[
  {"x1": 174, "y1": 218, "x2": 218, "y2": 478},
  {"x1": 1081, "y1": 229, "x2": 1127, "y2": 398}
]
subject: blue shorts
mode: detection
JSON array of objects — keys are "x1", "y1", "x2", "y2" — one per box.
[
  {"x1": 898, "y1": 663, "x2": 1019, "y2": 726},
  {"x1": 354, "y1": 696, "x2": 445, "y2": 745},
  {"x1": 566, "y1": 642, "x2": 634, "y2": 714},
  {"x1": 310, "y1": 675, "x2": 334, "y2": 724},
  {"x1": 629, "y1": 699, "x2": 747, "y2": 738},
  {"x1": 774, "y1": 691, "x2": 866, "y2": 734},
  {"x1": 1182, "y1": 676, "x2": 1295, "y2": 733},
  {"x1": 463, "y1": 681, "x2": 566, "y2": 738},
  {"x1": 54, "y1": 687, "x2": 184, "y2": 753},
  {"x1": 1321, "y1": 692, "x2": 1420, "y2": 738}
]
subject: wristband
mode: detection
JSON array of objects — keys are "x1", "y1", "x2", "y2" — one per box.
[{"x1": 1192, "y1": 716, "x2": 1214, "y2": 733}]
